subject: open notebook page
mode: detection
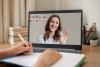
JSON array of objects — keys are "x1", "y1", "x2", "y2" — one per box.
[{"x1": 2, "y1": 52, "x2": 85, "y2": 67}]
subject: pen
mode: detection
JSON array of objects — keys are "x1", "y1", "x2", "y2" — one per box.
[
  {"x1": 18, "y1": 33, "x2": 28, "y2": 47},
  {"x1": 18, "y1": 33, "x2": 33, "y2": 54}
]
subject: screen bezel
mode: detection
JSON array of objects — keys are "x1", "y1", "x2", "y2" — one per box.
[{"x1": 28, "y1": 10, "x2": 83, "y2": 50}]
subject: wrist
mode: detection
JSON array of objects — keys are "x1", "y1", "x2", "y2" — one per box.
[
  {"x1": 10, "y1": 47, "x2": 21, "y2": 55},
  {"x1": 34, "y1": 60, "x2": 49, "y2": 67}
]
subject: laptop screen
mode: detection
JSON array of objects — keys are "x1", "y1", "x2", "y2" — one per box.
[{"x1": 28, "y1": 10, "x2": 82, "y2": 50}]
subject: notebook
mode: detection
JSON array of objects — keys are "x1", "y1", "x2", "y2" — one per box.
[{"x1": 2, "y1": 52, "x2": 85, "y2": 67}]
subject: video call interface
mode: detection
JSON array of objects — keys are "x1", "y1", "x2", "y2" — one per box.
[{"x1": 29, "y1": 10, "x2": 82, "y2": 46}]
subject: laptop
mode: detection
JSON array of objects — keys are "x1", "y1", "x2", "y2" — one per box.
[{"x1": 28, "y1": 10, "x2": 82, "y2": 53}]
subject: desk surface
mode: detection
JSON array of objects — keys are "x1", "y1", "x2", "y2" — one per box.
[
  {"x1": 1, "y1": 44, "x2": 100, "y2": 67},
  {"x1": 2, "y1": 52, "x2": 85, "y2": 67}
]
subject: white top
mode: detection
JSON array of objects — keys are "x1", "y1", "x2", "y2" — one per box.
[
  {"x1": 38, "y1": 32, "x2": 68, "y2": 44},
  {"x1": 38, "y1": 32, "x2": 67, "y2": 44},
  {"x1": 38, "y1": 35, "x2": 60, "y2": 44}
]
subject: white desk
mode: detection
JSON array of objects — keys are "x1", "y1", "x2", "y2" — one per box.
[{"x1": 2, "y1": 52, "x2": 85, "y2": 67}]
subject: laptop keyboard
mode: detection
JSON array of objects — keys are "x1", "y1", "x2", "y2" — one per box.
[{"x1": 33, "y1": 47, "x2": 81, "y2": 53}]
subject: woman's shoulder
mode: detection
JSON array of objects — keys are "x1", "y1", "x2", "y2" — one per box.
[
  {"x1": 39, "y1": 33, "x2": 45, "y2": 39},
  {"x1": 38, "y1": 33, "x2": 45, "y2": 43}
]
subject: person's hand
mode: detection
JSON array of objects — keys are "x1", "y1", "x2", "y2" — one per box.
[
  {"x1": 60, "y1": 30, "x2": 68, "y2": 44},
  {"x1": 12, "y1": 42, "x2": 33, "y2": 55},
  {"x1": 34, "y1": 49, "x2": 62, "y2": 67}
]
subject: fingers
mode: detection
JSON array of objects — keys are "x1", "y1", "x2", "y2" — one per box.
[
  {"x1": 50, "y1": 49, "x2": 61, "y2": 59},
  {"x1": 23, "y1": 50, "x2": 33, "y2": 55},
  {"x1": 63, "y1": 30, "x2": 68, "y2": 35},
  {"x1": 28, "y1": 42, "x2": 33, "y2": 54},
  {"x1": 44, "y1": 49, "x2": 62, "y2": 59},
  {"x1": 23, "y1": 49, "x2": 33, "y2": 55},
  {"x1": 42, "y1": 49, "x2": 62, "y2": 65},
  {"x1": 19, "y1": 42, "x2": 33, "y2": 50},
  {"x1": 22, "y1": 43, "x2": 33, "y2": 55},
  {"x1": 53, "y1": 51, "x2": 62, "y2": 59},
  {"x1": 28, "y1": 42, "x2": 32, "y2": 47}
]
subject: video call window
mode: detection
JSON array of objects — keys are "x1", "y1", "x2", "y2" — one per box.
[{"x1": 28, "y1": 10, "x2": 82, "y2": 50}]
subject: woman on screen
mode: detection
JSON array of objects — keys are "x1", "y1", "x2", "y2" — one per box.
[{"x1": 38, "y1": 15, "x2": 68, "y2": 44}]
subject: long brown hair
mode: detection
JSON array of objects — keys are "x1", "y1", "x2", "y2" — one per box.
[{"x1": 43, "y1": 15, "x2": 62, "y2": 41}]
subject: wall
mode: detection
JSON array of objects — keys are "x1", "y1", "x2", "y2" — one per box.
[
  {"x1": 35, "y1": 0, "x2": 60, "y2": 10},
  {"x1": 59, "y1": 0, "x2": 82, "y2": 9},
  {"x1": 9, "y1": 0, "x2": 13, "y2": 26},
  {"x1": 82, "y1": 0, "x2": 100, "y2": 44},
  {"x1": 3, "y1": 0, "x2": 10, "y2": 43},
  {"x1": 0, "y1": 0, "x2": 35, "y2": 44},
  {"x1": 26, "y1": 0, "x2": 35, "y2": 26},
  {"x1": 0, "y1": 0, "x2": 3, "y2": 43}
]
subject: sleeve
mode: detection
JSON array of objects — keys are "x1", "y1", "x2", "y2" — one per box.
[{"x1": 38, "y1": 35, "x2": 44, "y2": 43}]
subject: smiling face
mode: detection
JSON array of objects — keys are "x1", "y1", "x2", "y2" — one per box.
[
  {"x1": 44, "y1": 15, "x2": 62, "y2": 41},
  {"x1": 49, "y1": 17, "x2": 60, "y2": 32}
]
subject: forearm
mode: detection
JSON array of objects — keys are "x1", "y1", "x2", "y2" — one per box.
[
  {"x1": 0, "y1": 48, "x2": 17, "y2": 59},
  {"x1": 60, "y1": 41, "x2": 66, "y2": 44},
  {"x1": 34, "y1": 60, "x2": 49, "y2": 67},
  {"x1": 60, "y1": 37, "x2": 67, "y2": 44}
]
